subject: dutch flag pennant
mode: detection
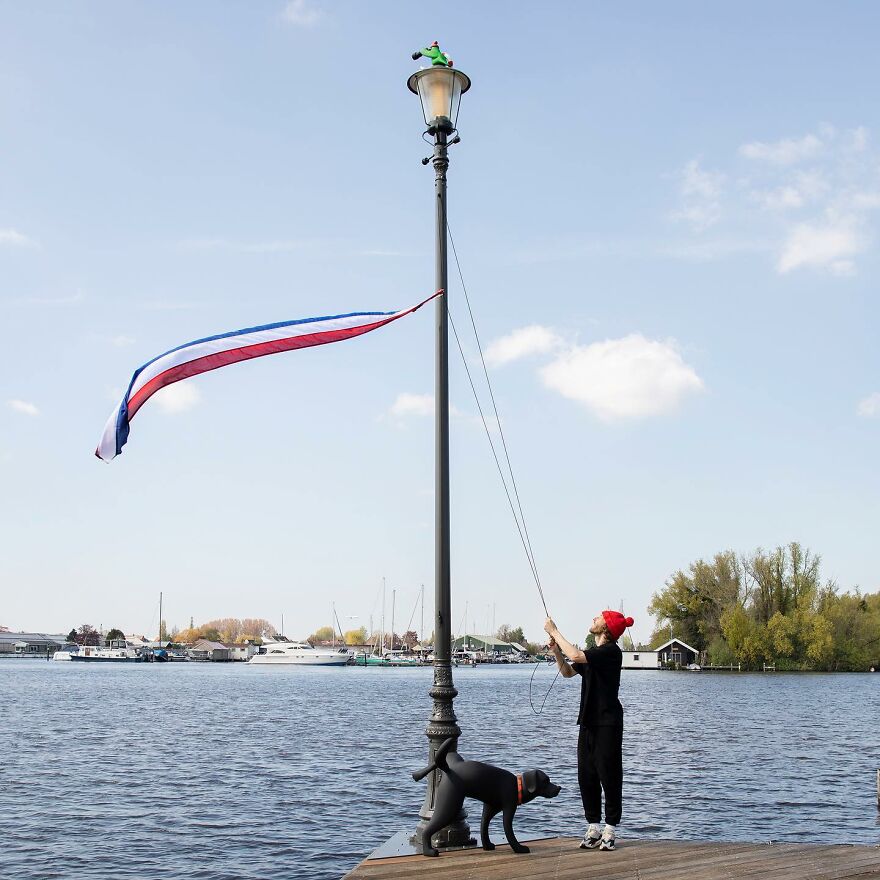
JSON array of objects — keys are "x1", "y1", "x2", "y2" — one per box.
[{"x1": 96, "y1": 291, "x2": 441, "y2": 462}]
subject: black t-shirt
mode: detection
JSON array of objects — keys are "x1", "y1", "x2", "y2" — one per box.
[{"x1": 572, "y1": 641, "x2": 623, "y2": 726}]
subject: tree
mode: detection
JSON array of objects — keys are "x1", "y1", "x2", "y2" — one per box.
[
  {"x1": 66, "y1": 629, "x2": 77, "y2": 643},
  {"x1": 106, "y1": 628, "x2": 125, "y2": 641},
  {"x1": 75, "y1": 624, "x2": 100, "y2": 646},
  {"x1": 344, "y1": 627, "x2": 367, "y2": 645},
  {"x1": 308, "y1": 625, "x2": 335, "y2": 644},
  {"x1": 402, "y1": 630, "x2": 419, "y2": 649}
]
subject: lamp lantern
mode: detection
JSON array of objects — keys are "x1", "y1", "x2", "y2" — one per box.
[{"x1": 407, "y1": 66, "x2": 471, "y2": 134}]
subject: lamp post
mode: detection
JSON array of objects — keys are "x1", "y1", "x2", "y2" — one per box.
[{"x1": 408, "y1": 43, "x2": 473, "y2": 850}]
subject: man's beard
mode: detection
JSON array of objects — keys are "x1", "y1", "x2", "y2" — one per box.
[{"x1": 589, "y1": 623, "x2": 604, "y2": 636}]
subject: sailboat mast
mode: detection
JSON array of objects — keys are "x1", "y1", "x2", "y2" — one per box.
[
  {"x1": 381, "y1": 577, "x2": 386, "y2": 654},
  {"x1": 391, "y1": 589, "x2": 396, "y2": 652},
  {"x1": 158, "y1": 591, "x2": 163, "y2": 642}
]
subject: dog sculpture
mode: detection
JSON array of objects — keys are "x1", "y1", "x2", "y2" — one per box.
[{"x1": 412, "y1": 736, "x2": 561, "y2": 857}]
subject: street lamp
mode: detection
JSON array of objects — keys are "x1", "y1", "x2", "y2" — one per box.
[{"x1": 408, "y1": 41, "x2": 473, "y2": 851}]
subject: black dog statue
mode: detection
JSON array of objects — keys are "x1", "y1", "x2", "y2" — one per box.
[{"x1": 412, "y1": 736, "x2": 561, "y2": 857}]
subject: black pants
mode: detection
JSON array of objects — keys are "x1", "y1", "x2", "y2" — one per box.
[{"x1": 577, "y1": 724, "x2": 623, "y2": 826}]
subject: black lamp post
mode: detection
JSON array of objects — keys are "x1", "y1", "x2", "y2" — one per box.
[{"x1": 408, "y1": 46, "x2": 473, "y2": 850}]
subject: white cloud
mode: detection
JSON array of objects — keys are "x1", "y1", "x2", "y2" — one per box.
[
  {"x1": 281, "y1": 0, "x2": 321, "y2": 26},
  {"x1": 671, "y1": 160, "x2": 725, "y2": 230},
  {"x1": 740, "y1": 134, "x2": 823, "y2": 165},
  {"x1": 777, "y1": 217, "x2": 861, "y2": 275},
  {"x1": 485, "y1": 325, "x2": 563, "y2": 368},
  {"x1": 540, "y1": 335, "x2": 704, "y2": 421},
  {"x1": 0, "y1": 228, "x2": 37, "y2": 248},
  {"x1": 152, "y1": 382, "x2": 201, "y2": 414},
  {"x1": 388, "y1": 393, "x2": 469, "y2": 421},
  {"x1": 390, "y1": 393, "x2": 434, "y2": 417},
  {"x1": 681, "y1": 159, "x2": 725, "y2": 200},
  {"x1": 857, "y1": 392, "x2": 880, "y2": 418},
  {"x1": 752, "y1": 170, "x2": 828, "y2": 212},
  {"x1": 850, "y1": 127, "x2": 868, "y2": 152},
  {"x1": 8, "y1": 399, "x2": 39, "y2": 417},
  {"x1": 112, "y1": 335, "x2": 136, "y2": 347},
  {"x1": 9, "y1": 291, "x2": 84, "y2": 307}
]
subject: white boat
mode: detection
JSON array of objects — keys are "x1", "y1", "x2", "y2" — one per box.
[
  {"x1": 53, "y1": 639, "x2": 145, "y2": 662},
  {"x1": 249, "y1": 636, "x2": 349, "y2": 666}
]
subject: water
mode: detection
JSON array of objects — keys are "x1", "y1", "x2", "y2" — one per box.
[{"x1": 2, "y1": 662, "x2": 878, "y2": 879}]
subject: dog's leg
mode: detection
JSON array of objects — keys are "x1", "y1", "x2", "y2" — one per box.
[
  {"x1": 502, "y1": 804, "x2": 530, "y2": 854},
  {"x1": 421, "y1": 786, "x2": 463, "y2": 857},
  {"x1": 480, "y1": 803, "x2": 499, "y2": 850}
]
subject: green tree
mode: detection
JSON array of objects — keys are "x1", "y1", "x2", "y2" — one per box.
[
  {"x1": 66, "y1": 628, "x2": 77, "y2": 643},
  {"x1": 507, "y1": 626, "x2": 526, "y2": 646},
  {"x1": 308, "y1": 625, "x2": 335, "y2": 644},
  {"x1": 106, "y1": 628, "x2": 125, "y2": 641},
  {"x1": 344, "y1": 627, "x2": 368, "y2": 645}
]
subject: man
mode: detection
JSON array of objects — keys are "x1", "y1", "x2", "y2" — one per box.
[{"x1": 543, "y1": 610, "x2": 634, "y2": 852}]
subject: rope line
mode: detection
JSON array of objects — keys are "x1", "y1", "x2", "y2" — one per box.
[
  {"x1": 447, "y1": 221, "x2": 546, "y2": 613},
  {"x1": 444, "y1": 221, "x2": 548, "y2": 616}
]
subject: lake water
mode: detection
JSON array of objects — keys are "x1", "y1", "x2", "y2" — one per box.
[{"x1": 2, "y1": 662, "x2": 878, "y2": 879}]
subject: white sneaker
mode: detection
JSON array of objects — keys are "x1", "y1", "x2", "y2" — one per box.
[
  {"x1": 578, "y1": 823, "x2": 602, "y2": 849},
  {"x1": 599, "y1": 824, "x2": 616, "y2": 851}
]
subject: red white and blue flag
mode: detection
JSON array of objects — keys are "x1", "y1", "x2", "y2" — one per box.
[{"x1": 96, "y1": 291, "x2": 440, "y2": 462}]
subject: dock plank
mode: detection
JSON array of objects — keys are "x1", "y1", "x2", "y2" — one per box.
[{"x1": 342, "y1": 837, "x2": 880, "y2": 880}]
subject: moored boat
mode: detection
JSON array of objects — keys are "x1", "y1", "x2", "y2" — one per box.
[
  {"x1": 249, "y1": 635, "x2": 349, "y2": 666},
  {"x1": 53, "y1": 639, "x2": 145, "y2": 662}
]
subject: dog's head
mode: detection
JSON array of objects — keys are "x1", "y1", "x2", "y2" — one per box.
[{"x1": 522, "y1": 769, "x2": 562, "y2": 803}]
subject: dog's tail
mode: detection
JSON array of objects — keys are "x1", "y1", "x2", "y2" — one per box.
[{"x1": 411, "y1": 736, "x2": 456, "y2": 782}]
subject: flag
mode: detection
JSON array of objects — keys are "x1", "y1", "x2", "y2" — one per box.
[{"x1": 96, "y1": 291, "x2": 440, "y2": 462}]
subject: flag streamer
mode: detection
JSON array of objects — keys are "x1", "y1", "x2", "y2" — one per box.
[{"x1": 96, "y1": 292, "x2": 440, "y2": 462}]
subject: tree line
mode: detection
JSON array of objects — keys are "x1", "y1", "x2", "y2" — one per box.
[{"x1": 648, "y1": 542, "x2": 880, "y2": 671}]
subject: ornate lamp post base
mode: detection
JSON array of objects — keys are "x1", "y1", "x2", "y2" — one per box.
[{"x1": 412, "y1": 662, "x2": 474, "y2": 849}]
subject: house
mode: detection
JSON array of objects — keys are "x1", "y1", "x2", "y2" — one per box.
[
  {"x1": 0, "y1": 631, "x2": 65, "y2": 657},
  {"x1": 225, "y1": 642, "x2": 257, "y2": 662},
  {"x1": 655, "y1": 638, "x2": 699, "y2": 667},
  {"x1": 622, "y1": 650, "x2": 660, "y2": 669},
  {"x1": 452, "y1": 634, "x2": 514, "y2": 655},
  {"x1": 188, "y1": 639, "x2": 230, "y2": 662}
]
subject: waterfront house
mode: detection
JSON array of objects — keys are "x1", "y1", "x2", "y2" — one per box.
[
  {"x1": 655, "y1": 638, "x2": 699, "y2": 667},
  {"x1": 0, "y1": 631, "x2": 64, "y2": 657},
  {"x1": 452, "y1": 634, "x2": 514, "y2": 656},
  {"x1": 622, "y1": 650, "x2": 660, "y2": 669},
  {"x1": 188, "y1": 639, "x2": 230, "y2": 662},
  {"x1": 225, "y1": 642, "x2": 258, "y2": 662}
]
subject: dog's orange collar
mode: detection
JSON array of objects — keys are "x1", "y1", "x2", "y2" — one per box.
[{"x1": 516, "y1": 774, "x2": 523, "y2": 805}]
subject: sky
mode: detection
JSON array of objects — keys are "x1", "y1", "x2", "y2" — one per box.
[{"x1": 1, "y1": 1, "x2": 878, "y2": 646}]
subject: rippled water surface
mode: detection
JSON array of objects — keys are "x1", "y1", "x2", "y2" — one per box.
[{"x1": 2, "y1": 662, "x2": 878, "y2": 879}]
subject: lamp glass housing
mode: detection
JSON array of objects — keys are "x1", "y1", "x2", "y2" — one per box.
[{"x1": 407, "y1": 67, "x2": 471, "y2": 133}]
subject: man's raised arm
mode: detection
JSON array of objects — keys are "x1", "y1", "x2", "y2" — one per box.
[{"x1": 544, "y1": 617, "x2": 587, "y2": 670}]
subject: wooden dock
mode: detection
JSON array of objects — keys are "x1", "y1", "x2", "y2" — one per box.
[{"x1": 343, "y1": 836, "x2": 880, "y2": 879}]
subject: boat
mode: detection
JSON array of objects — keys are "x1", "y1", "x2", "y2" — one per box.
[
  {"x1": 248, "y1": 635, "x2": 349, "y2": 666},
  {"x1": 53, "y1": 639, "x2": 145, "y2": 662},
  {"x1": 355, "y1": 650, "x2": 421, "y2": 667}
]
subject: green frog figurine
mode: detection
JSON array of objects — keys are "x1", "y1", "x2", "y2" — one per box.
[{"x1": 411, "y1": 41, "x2": 453, "y2": 67}]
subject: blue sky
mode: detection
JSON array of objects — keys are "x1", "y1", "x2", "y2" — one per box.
[{"x1": 2, "y1": 2, "x2": 878, "y2": 645}]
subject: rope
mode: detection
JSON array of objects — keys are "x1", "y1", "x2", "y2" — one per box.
[
  {"x1": 441, "y1": 219, "x2": 562, "y2": 714},
  {"x1": 528, "y1": 659, "x2": 561, "y2": 716},
  {"x1": 444, "y1": 221, "x2": 548, "y2": 617}
]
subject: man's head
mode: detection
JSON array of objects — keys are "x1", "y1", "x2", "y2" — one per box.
[{"x1": 591, "y1": 610, "x2": 635, "y2": 644}]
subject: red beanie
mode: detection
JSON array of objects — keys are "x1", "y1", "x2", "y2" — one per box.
[{"x1": 602, "y1": 610, "x2": 634, "y2": 640}]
